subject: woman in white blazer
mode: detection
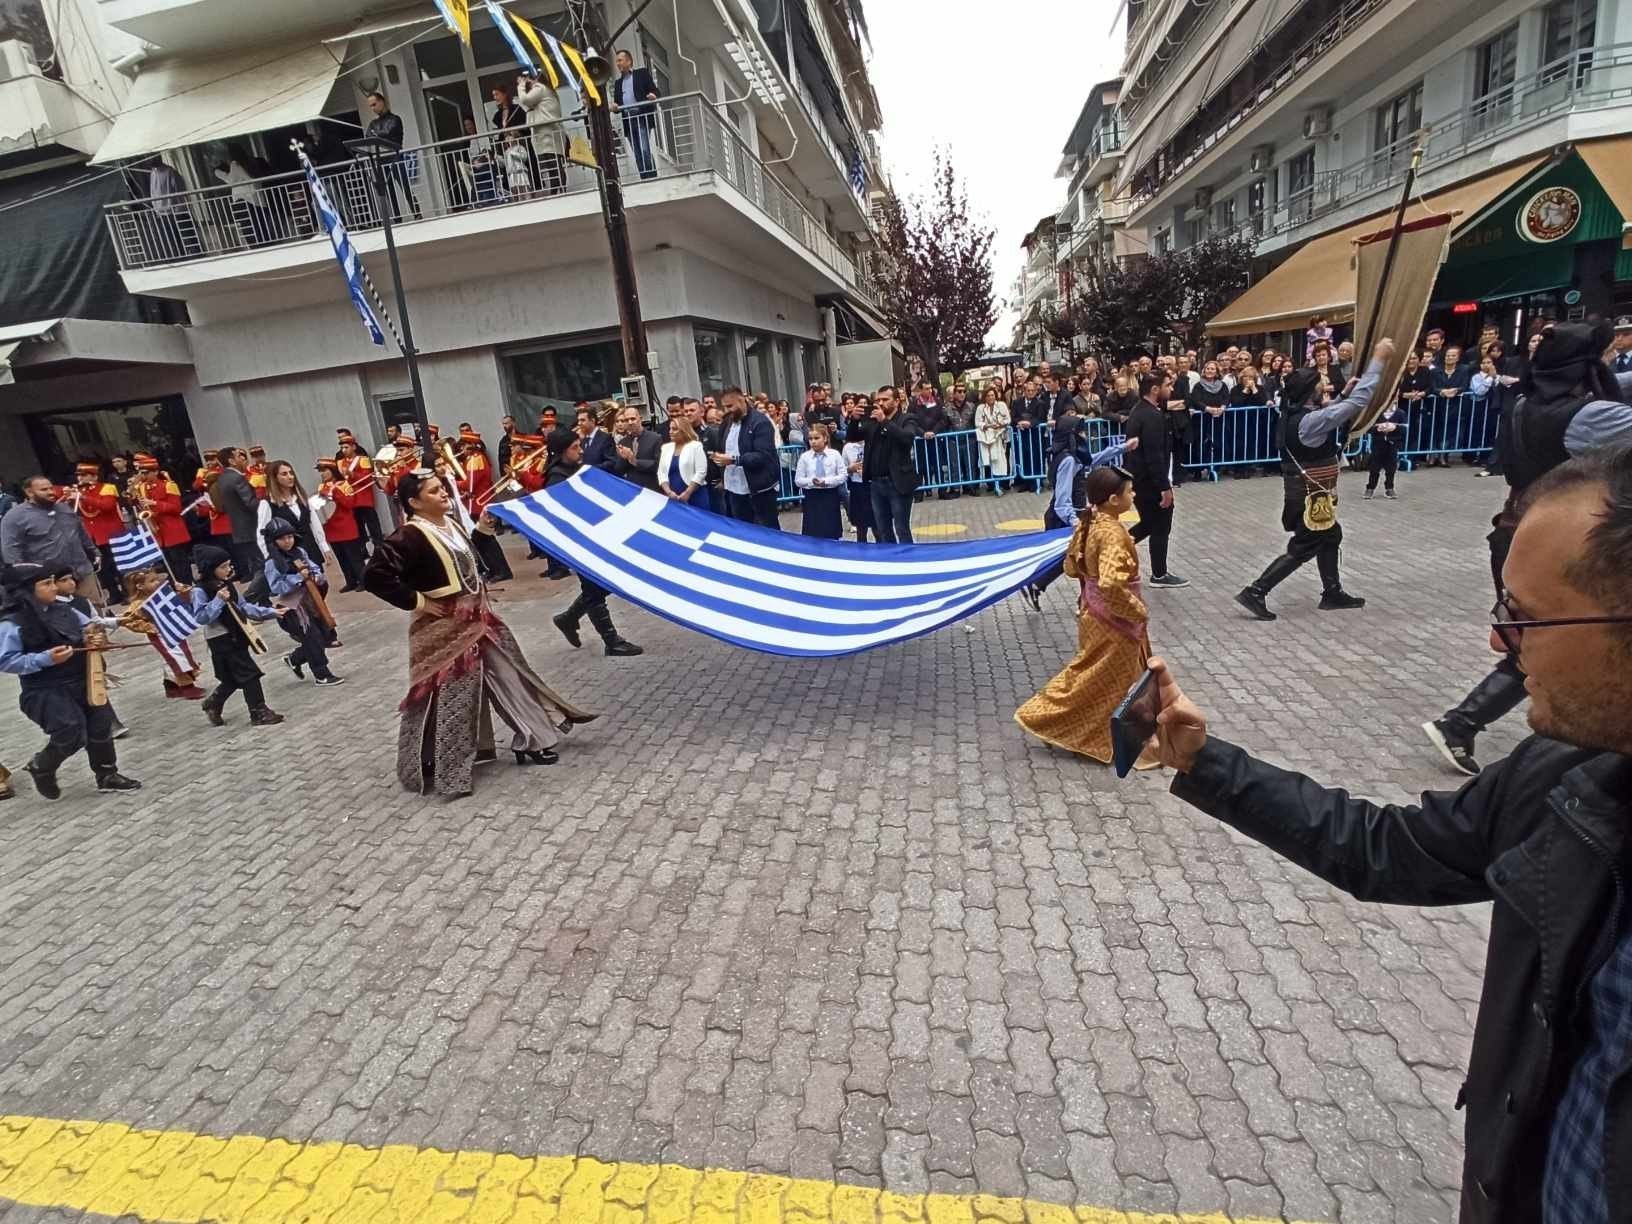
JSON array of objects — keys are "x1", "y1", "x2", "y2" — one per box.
[
  {"x1": 658, "y1": 416, "x2": 711, "y2": 513},
  {"x1": 516, "y1": 74, "x2": 567, "y2": 194}
]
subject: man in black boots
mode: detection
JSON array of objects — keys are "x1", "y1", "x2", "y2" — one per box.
[
  {"x1": 543, "y1": 428, "x2": 643, "y2": 658},
  {"x1": 1425, "y1": 321, "x2": 1632, "y2": 774},
  {"x1": 1235, "y1": 339, "x2": 1393, "y2": 621}
]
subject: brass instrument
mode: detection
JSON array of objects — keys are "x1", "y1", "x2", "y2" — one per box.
[
  {"x1": 475, "y1": 442, "x2": 548, "y2": 512},
  {"x1": 437, "y1": 438, "x2": 468, "y2": 483}
]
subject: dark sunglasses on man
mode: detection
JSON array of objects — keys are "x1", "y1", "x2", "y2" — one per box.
[{"x1": 1491, "y1": 592, "x2": 1632, "y2": 655}]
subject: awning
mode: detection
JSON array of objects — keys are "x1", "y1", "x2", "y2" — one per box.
[
  {"x1": 321, "y1": 4, "x2": 443, "y2": 42},
  {"x1": 0, "y1": 340, "x2": 23, "y2": 386},
  {"x1": 0, "y1": 318, "x2": 191, "y2": 384},
  {"x1": 1207, "y1": 155, "x2": 1547, "y2": 335},
  {"x1": 1573, "y1": 134, "x2": 1632, "y2": 249},
  {"x1": 90, "y1": 39, "x2": 349, "y2": 164}
]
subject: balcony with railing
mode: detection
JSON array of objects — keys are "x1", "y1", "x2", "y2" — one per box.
[
  {"x1": 103, "y1": 92, "x2": 875, "y2": 307},
  {"x1": 1170, "y1": 42, "x2": 1632, "y2": 253}
]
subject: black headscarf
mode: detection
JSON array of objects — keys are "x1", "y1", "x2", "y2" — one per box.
[
  {"x1": 263, "y1": 521, "x2": 304, "y2": 577},
  {"x1": 2, "y1": 562, "x2": 81, "y2": 652},
  {"x1": 193, "y1": 544, "x2": 236, "y2": 599},
  {"x1": 1282, "y1": 367, "x2": 1323, "y2": 410},
  {"x1": 1524, "y1": 321, "x2": 1619, "y2": 403}
]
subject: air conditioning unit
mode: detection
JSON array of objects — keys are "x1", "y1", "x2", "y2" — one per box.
[
  {"x1": 1193, "y1": 186, "x2": 1214, "y2": 211},
  {"x1": 1302, "y1": 108, "x2": 1333, "y2": 139},
  {"x1": 1249, "y1": 144, "x2": 1274, "y2": 173}
]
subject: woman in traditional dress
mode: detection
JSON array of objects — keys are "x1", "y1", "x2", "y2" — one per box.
[
  {"x1": 1014, "y1": 467, "x2": 1158, "y2": 769},
  {"x1": 363, "y1": 470, "x2": 594, "y2": 797},
  {"x1": 975, "y1": 385, "x2": 1011, "y2": 495}
]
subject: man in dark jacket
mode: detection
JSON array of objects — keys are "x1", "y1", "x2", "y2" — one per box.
[
  {"x1": 1122, "y1": 373, "x2": 1187, "y2": 587},
  {"x1": 1149, "y1": 445, "x2": 1632, "y2": 1224},
  {"x1": 362, "y1": 90, "x2": 419, "y2": 222},
  {"x1": 215, "y1": 447, "x2": 261, "y2": 584},
  {"x1": 611, "y1": 49, "x2": 660, "y2": 180},
  {"x1": 543, "y1": 429, "x2": 642, "y2": 658},
  {"x1": 711, "y1": 387, "x2": 781, "y2": 528},
  {"x1": 859, "y1": 385, "x2": 923, "y2": 543},
  {"x1": 1042, "y1": 372, "x2": 1074, "y2": 424},
  {"x1": 578, "y1": 405, "x2": 617, "y2": 473},
  {"x1": 611, "y1": 406, "x2": 662, "y2": 492}
]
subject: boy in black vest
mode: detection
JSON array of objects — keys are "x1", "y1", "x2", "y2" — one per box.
[
  {"x1": 0, "y1": 562, "x2": 142, "y2": 799},
  {"x1": 1236, "y1": 339, "x2": 1394, "y2": 621}
]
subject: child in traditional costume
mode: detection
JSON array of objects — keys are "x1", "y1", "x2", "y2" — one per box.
[
  {"x1": 189, "y1": 544, "x2": 284, "y2": 727},
  {"x1": 1014, "y1": 467, "x2": 1158, "y2": 769}
]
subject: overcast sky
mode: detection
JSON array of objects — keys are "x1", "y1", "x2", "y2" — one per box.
[{"x1": 866, "y1": 0, "x2": 1125, "y2": 350}]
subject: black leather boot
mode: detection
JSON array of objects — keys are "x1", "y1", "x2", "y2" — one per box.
[
  {"x1": 553, "y1": 596, "x2": 587, "y2": 649},
  {"x1": 587, "y1": 604, "x2": 643, "y2": 657},
  {"x1": 1236, "y1": 553, "x2": 1303, "y2": 620},
  {"x1": 1316, "y1": 547, "x2": 1365, "y2": 610}
]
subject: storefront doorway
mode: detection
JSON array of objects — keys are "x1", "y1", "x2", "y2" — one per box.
[{"x1": 24, "y1": 396, "x2": 199, "y2": 488}]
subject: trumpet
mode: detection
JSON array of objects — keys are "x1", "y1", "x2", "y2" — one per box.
[
  {"x1": 475, "y1": 443, "x2": 547, "y2": 512},
  {"x1": 437, "y1": 438, "x2": 468, "y2": 483}
]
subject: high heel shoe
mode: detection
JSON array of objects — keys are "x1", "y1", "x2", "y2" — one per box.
[{"x1": 513, "y1": 749, "x2": 559, "y2": 766}]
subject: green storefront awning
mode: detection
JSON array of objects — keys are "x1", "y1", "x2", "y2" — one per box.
[{"x1": 1432, "y1": 244, "x2": 1574, "y2": 304}]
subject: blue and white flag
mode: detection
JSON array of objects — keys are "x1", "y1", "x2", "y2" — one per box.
[
  {"x1": 847, "y1": 145, "x2": 866, "y2": 196},
  {"x1": 490, "y1": 467, "x2": 1070, "y2": 657},
  {"x1": 482, "y1": 0, "x2": 536, "y2": 73},
  {"x1": 110, "y1": 524, "x2": 163, "y2": 573},
  {"x1": 296, "y1": 147, "x2": 387, "y2": 347},
  {"x1": 144, "y1": 582, "x2": 199, "y2": 650}
]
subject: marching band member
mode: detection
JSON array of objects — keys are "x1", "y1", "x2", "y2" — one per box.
[
  {"x1": 363, "y1": 469, "x2": 595, "y2": 796},
  {"x1": 0, "y1": 562, "x2": 142, "y2": 800},
  {"x1": 315, "y1": 458, "x2": 367, "y2": 592},
  {"x1": 76, "y1": 462, "x2": 125, "y2": 605},
  {"x1": 117, "y1": 569, "x2": 208, "y2": 700},
  {"x1": 188, "y1": 449, "x2": 235, "y2": 545},
  {"x1": 132, "y1": 453, "x2": 192, "y2": 580},
  {"x1": 246, "y1": 445, "x2": 269, "y2": 499},
  {"x1": 452, "y1": 430, "x2": 512, "y2": 583},
  {"x1": 336, "y1": 428, "x2": 383, "y2": 553}
]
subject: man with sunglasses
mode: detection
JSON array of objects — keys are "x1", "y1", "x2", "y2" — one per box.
[
  {"x1": 1146, "y1": 444, "x2": 1632, "y2": 1222},
  {"x1": 1425, "y1": 321, "x2": 1632, "y2": 775}
]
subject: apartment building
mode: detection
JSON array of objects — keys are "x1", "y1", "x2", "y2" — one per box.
[
  {"x1": 1114, "y1": 0, "x2": 1632, "y2": 350},
  {"x1": 0, "y1": 0, "x2": 887, "y2": 487}
]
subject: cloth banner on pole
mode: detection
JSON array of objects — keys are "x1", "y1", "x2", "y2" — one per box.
[
  {"x1": 1349, "y1": 212, "x2": 1455, "y2": 436},
  {"x1": 489, "y1": 467, "x2": 1069, "y2": 658}
]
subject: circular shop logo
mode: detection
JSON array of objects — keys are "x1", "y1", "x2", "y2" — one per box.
[{"x1": 1518, "y1": 186, "x2": 1582, "y2": 243}]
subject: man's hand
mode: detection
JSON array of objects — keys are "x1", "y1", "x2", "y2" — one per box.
[
  {"x1": 1149, "y1": 656, "x2": 1207, "y2": 772},
  {"x1": 1124, "y1": 436, "x2": 1140, "y2": 451},
  {"x1": 1160, "y1": 489, "x2": 1174, "y2": 509},
  {"x1": 47, "y1": 645, "x2": 75, "y2": 666},
  {"x1": 1373, "y1": 338, "x2": 1396, "y2": 363},
  {"x1": 617, "y1": 445, "x2": 634, "y2": 462},
  {"x1": 711, "y1": 452, "x2": 732, "y2": 467}
]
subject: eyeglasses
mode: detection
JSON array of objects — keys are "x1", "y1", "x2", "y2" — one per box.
[{"x1": 1491, "y1": 594, "x2": 1632, "y2": 654}]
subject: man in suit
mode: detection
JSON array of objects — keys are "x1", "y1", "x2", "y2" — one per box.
[
  {"x1": 1612, "y1": 316, "x2": 1632, "y2": 374},
  {"x1": 711, "y1": 387, "x2": 781, "y2": 528},
  {"x1": 612, "y1": 49, "x2": 660, "y2": 181},
  {"x1": 578, "y1": 404, "x2": 617, "y2": 472},
  {"x1": 362, "y1": 91, "x2": 419, "y2": 222},
  {"x1": 612, "y1": 406, "x2": 662, "y2": 492},
  {"x1": 215, "y1": 447, "x2": 261, "y2": 583},
  {"x1": 860, "y1": 385, "x2": 924, "y2": 543},
  {"x1": 1124, "y1": 373, "x2": 1189, "y2": 588},
  {"x1": 1042, "y1": 372, "x2": 1075, "y2": 425}
]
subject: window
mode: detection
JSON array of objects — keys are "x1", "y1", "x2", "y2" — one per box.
[
  {"x1": 694, "y1": 325, "x2": 739, "y2": 394},
  {"x1": 24, "y1": 395, "x2": 197, "y2": 488},
  {"x1": 803, "y1": 341, "x2": 827, "y2": 387},
  {"x1": 1247, "y1": 178, "x2": 1267, "y2": 235},
  {"x1": 1182, "y1": 216, "x2": 1205, "y2": 248},
  {"x1": 1154, "y1": 229, "x2": 1172, "y2": 256},
  {"x1": 1287, "y1": 148, "x2": 1316, "y2": 222},
  {"x1": 743, "y1": 331, "x2": 777, "y2": 396},
  {"x1": 1212, "y1": 196, "x2": 1237, "y2": 233},
  {"x1": 377, "y1": 395, "x2": 419, "y2": 434},
  {"x1": 1474, "y1": 25, "x2": 1520, "y2": 129},
  {"x1": 1372, "y1": 81, "x2": 1422, "y2": 181},
  {"x1": 1541, "y1": 0, "x2": 1596, "y2": 85},
  {"x1": 504, "y1": 337, "x2": 628, "y2": 417}
]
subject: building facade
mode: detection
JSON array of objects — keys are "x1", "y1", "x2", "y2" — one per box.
[
  {"x1": 1112, "y1": 0, "x2": 1632, "y2": 351},
  {"x1": 1, "y1": 0, "x2": 887, "y2": 488}
]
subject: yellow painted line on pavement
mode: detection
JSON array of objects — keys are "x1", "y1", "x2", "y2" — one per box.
[
  {"x1": 0, "y1": 1114, "x2": 1310, "y2": 1223},
  {"x1": 911, "y1": 524, "x2": 968, "y2": 538},
  {"x1": 996, "y1": 519, "x2": 1045, "y2": 531}
]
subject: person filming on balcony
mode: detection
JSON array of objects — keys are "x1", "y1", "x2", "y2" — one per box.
[
  {"x1": 610, "y1": 49, "x2": 660, "y2": 181},
  {"x1": 516, "y1": 73, "x2": 566, "y2": 195},
  {"x1": 362, "y1": 90, "x2": 421, "y2": 223}
]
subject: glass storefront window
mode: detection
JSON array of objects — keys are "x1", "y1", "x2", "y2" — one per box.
[
  {"x1": 744, "y1": 331, "x2": 776, "y2": 397},
  {"x1": 23, "y1": 396, "x2": 197, "y2": 487},
  {"x1": 694, "y1": 325, "x2": 738, "y2": 393},
  {"x1": 504, "y1": 338, "x2": 628, "y2": 425}
]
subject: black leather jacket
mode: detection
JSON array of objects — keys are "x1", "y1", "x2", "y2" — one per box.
[{"x1": 1172, "y1": 736, "x2": 1632, "y2": 1223}]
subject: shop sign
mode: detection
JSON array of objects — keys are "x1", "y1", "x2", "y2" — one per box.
[{"x1": 1518, "y1": 187, "x2": 1582, "y2": 243}]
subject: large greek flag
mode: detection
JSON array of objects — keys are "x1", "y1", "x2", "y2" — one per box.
[
  {"x1": 490, "y1": 467, "x2": 1070, "y2": 657},
  {"x1": 297, "y1": 147, "x2": 386, "y2": 347}
]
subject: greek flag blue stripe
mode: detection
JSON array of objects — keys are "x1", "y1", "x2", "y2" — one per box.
[
  {"x1": 298, "y1": 148, "x2": 387, "y2": 347},
  {"x1": 490, "y1": 467, "x2": 1068, "y2": 657},
  {"x1": 110, "y1": 526, "x2": 163, "y2": 573}
]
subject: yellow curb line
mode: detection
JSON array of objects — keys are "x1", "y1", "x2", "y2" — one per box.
[{"x1": 0, "y1": 1114, "x2": 1313, "y2": 1223}]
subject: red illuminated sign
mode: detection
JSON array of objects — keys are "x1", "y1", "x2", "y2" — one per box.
[{"x1": 1451, "y1": 301, "x2": 1479, "y2": 314}]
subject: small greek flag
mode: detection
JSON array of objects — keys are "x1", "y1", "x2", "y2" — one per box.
[
  {"x1": 110, "y1": 524, "x2": 163, "y2": 573},
  {"x1": 144, "y1": 582, "x2": 199, "y2": 650},
  {"x1": 297, "y1": 147, "x2": 387, "y2": 347},
  {"x1": 483, "y1": 0, "x2": 536, "y2": 73},
  {"x1": 847, "y1": 146, "x2": 866, "y2": 196}
]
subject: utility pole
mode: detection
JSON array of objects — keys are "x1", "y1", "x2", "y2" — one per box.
[
  {"x1": 346, "y1": 135, "x2": 432, "y2": 447},
  {"x1": 567, "y1": 0, "x2": 660, "y2": 417}
]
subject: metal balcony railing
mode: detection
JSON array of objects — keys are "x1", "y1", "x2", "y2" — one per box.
[
  {"x1": 1168, "y1": 42, "x2": 1632, "y2": 253},
  {"x1": 102, "y1": 92, "x2": 874, "y2": 306}
]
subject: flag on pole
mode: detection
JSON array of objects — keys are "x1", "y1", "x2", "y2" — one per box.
[
  {"x1": 110, "y1": 525, "x2": 164, "y2": 573},
  {"x1": 541, "y1": 31, "x2": 582, "y2": 104},
  {"x1": 295, "y1": 146, "x2": 388, "y2": 347},
  {"x1": 511, "y1": 14, "x2": 559, "y2": 88},
  {"x1": 482, "y1": 0, "x2": 536, "y2": 73},
  {"x1": 433, "y1": 0, "x2": 470, "y2": 42},
  {"x1": 144, "y1": 582, "x2": 200, "y2": 650},
  {"x1": 489, "y1": 467, "x2": 1069, "y2": 658},
  {"x1": 847, "y1": 145, "x2": 866, "y2": 196}
]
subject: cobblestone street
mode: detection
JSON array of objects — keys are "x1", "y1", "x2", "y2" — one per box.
[{"x1": 0, "y1": 466, "x2": 1522, "y2": 1222}]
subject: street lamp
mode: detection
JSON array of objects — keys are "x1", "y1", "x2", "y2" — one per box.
[{"x1": 344, "y1": 134, "x2": 432, "y2": 448}]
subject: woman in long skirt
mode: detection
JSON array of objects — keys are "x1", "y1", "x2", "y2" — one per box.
[
  {"x1": 364, "y1": 471, "x2": 595, "y2": 797},
  {"x1": 795, "y1": 423, "x2": 847, "y2": 539},
  {"x1": 1015, "y1": 467, "x2": 1157, "y2": 768},
  {"x1": 976, "y1": 387, "x2": 1011, "y2": 494}
]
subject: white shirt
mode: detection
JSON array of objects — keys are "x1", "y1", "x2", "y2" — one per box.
[
  {"x1": 256, "y1": 496, "x2": 330, "y2": 559},
  {"x1": 841, "y1": 440, "x2": 866, "y2": 484},
  {"x1": 724, "y1": 423, "x2": 749, "y2": 495},
  {"x1": 795, "y1": 448, "x2": 846, "y2": 491}
]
